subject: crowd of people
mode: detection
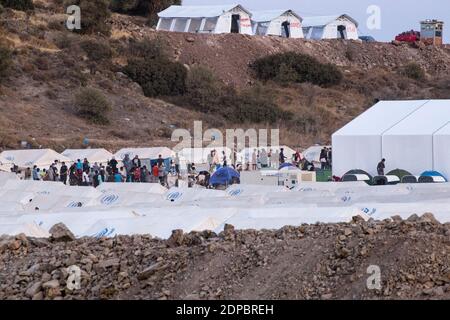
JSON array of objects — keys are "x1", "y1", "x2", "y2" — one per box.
[
  {"x1": 8, "y1": 146, "x2": 334, "y2": 187},
  {"x1": 25, "y1": 154, "x2": 176, "y2": 188}
]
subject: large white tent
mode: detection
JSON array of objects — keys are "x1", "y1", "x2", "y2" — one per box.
[
  {"x1": 62, "y1": 148, "x2": 114, "y2": 165},
  {"x1": 302, "y1": 14, "x2": 358, "y2": 40},
  {"x1": 0, "y1": 154, "x2": 12, "y2": 172},
  {"x1": 157, "y1": 4, "x2": 253, "y2": 35},
  {"x1": 114, "y1": 147, "x2": 174, "y2": 169},
  {"x1": 0, "y1": 149, "x2": 71, "y2": 169},
  {"x1": 237, "y1": 146, "x2": 296, "y2": 164},
  {"x1": 332, "y1": 100, "x2": 450, "y2": 178},
  {"x1": 251, "y1": 9, "x2": 304, "y2": 38}
]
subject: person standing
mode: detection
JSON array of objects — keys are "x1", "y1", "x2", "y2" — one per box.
[
  {"x1": 108, "y1": 157, "x2": 118, "y2": 173},
  {"x1": 222, "y1": 150, "x2": 227, "y2": 167},
  {"x1": 377, "y1": 159, "x2": 386, "y2": 176},
  {"x1": 260, "y1": 149, "x2": 268, "y2": 168},
  {"x1": 174, "y1": 153, "x2": 180, "y2": 175},
  {"x1": 60, "y1": 162, "x2": 68, "y2": 185},
  {"x1": 279, "y1": 148, "x2": 287, "y2": 165},
  {"x1": 319, "y1": 147, "x2": 328, "y2": 170},
  {"x1": 24, "y1": 167, "x2": 32, "y2": 180},
  {"x1": 122, "y1": 154, "x2": 133, "y2": 182},
  {"x1": 157, "y1": 154, "x2": 164, "y2": 167},
  {"x1": 32, "y1": 166, "x2": 40, "y2": 181},
  {"x1": 251, "y1": 149, "x2": 257, "y2": 171}
]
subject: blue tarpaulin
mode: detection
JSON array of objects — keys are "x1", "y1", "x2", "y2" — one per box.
[{"x1": 210, "y1": 167, "x2": 240, "y2": 186}]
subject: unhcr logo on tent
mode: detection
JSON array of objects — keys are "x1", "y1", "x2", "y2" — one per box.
[
  {"x1": 228, "y1": 188, "x2": 243, "y2": 196},
  {"x1": 93, "y1": 227, "x2": 116, "y2": 239},
  {"x1": 100, "y1": 194, "x2": 119, "y2": 205},
  {"x1": 167, "y1": 191, "x2": 182, "y2": 201}
]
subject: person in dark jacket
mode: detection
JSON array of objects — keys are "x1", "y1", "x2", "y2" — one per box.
[
  {"x1": 377, "y1": 159, "x2": 386, "y2": 176},
  {"x1": 60, "y1": 162, "x2": 68, "y2": 185}
]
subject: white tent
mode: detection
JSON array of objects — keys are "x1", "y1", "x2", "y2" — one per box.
[
  {"x1": 433, "y1": 123, "x2": 450, "y2": 180},
  {"x1": 332, "y1": 100, "x2": 431, "y2": 177},
  {"x1": 382, "y1": 100, "x2": 450, "y2": 177},
  {"x1": 178, "y1": 147, "x2": 232, "y2": 164},
  {"x1": 157, "y1": 4, "x2": 253, "y2": 35},
  {"x1": 302, "y1": 14, "x2": 359, "y2": 40},
  {"x1": 0, "y1": 154, "x2": 12, "y2": 172},
  {"x1": 114, "y1": 147, "x2": 174, "y2": 161},
  {"x1": 62, "y1": 148, "x2": 114, "y2": 165},
  {"x1": 0, "y1": 149, "x2": 71, "y2": 169},
  {"x1": 251, "y1": 9, "x2": 304, "y2": 38},
  {"x1": 303, "y1": 145, "x2": 331, "y2": 164}
]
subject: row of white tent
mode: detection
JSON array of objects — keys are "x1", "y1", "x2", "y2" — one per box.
[
  {"x1": 1, "y1": 173, "x2": 450, "y2": 238},
  {"x1": 0, "y1": 145, "x2": 299, "y2": 170},
  {"x1": 157, "y1": 4, "x2": 359, "y2": 40}
]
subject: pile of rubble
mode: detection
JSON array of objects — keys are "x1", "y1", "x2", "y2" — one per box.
[{"x1": 1, "y1": 214, "x2": 449, "y2": 300}]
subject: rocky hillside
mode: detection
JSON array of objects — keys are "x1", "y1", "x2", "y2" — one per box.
[
  {"x1": 1, "y1": 214, "x2": 449, "y2": 300},
  {"x1": 0, "y1": 1, "x2": 449, "y2": 151}
]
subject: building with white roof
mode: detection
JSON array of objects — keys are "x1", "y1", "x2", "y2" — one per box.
[
  {"x1": 302, "y1": 14, "x2": 358, "y2": 40},
  {"x1": 332, "y1": 100, "x2": 450, "y2": 178},
  {"x1": 251, "y1": 9, "x2": 303, "y2": 38},
  {"x1": 157, "y1": 4, "x2": 253, "y2": 35}
]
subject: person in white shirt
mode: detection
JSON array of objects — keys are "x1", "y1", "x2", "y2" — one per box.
[{"x1": 82, "y1": 170, "x2": 90, "y2": 186}]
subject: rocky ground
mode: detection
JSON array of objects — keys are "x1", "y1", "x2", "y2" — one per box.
[{"x1": 1, "y1": 214, "x2": 449, "y2": 300}]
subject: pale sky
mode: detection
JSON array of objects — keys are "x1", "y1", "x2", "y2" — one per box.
[{"x1": 183, "y1": 0, "x2": 449, "y2": 43}]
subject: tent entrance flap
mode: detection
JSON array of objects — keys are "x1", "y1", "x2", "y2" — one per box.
[
  {"x1": 337, "y1": 25, "x2": 347, "y2": 39},
  {"x1": 231, "y1": 14, "x2": 240, "y2": 33},
  {"x1": 281, "y1": 21, "x2": 291, "y2": 38}
]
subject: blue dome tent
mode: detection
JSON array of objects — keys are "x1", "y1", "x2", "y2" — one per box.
[
  {"x1": 420, "y1": 171, "x2": 448, "y2": 183},
  {"x1": 279, "y1": 163, "x2": 294, "y2": 170},
  {"x1": 210, "y1": 167, "x2": 240, "y2": 188}
]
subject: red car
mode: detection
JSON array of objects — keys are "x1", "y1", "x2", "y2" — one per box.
[{"x1": 395, "y1": 30, "x2": 420, "y2": 43}]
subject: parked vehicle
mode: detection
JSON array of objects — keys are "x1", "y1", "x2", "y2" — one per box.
[
  {"x1": 359, "y1": 35, "x2": 376, "y2": 42},
  {"x1": 395, "y1": 30, "x2": 420, "y2": 43}
]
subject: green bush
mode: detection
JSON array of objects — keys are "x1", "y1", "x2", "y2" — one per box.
[
  {"x1": 65, "y1": 0, "x2": 111, "y2": 35},
  {"x1": 74, "y1": 88, "x2": 111, "y2": 124},
  {"x1": 0, "y1": 45, "x2": 12, "y2": 80},
  {"x1": 0, "y1": 0, "x2": 34, "y2": 11},
  {"x1": 123, "y1": 57, "x2": 187, "y2": 97},
  {"x1": 110, "y1": 0, "x2": 181, "y2": 25},
  {"x1": 250, "y1": 52, "x2": 343, "y2": 87},
  {"x1": 401, "y1": 63, "x2": 425, "y2": 80},
  {"x1": 80, "y1": 39, "x2": 113, "y2": 62},
  {"x1": 127, "y1": 38, "x2": 165, "y2": 59},
  {"x1": 183, "y1": 66, "x2": 290, "y2": 124},
  {"x1": 185, "y1": 66, "x2": 221, "y2": 111}
]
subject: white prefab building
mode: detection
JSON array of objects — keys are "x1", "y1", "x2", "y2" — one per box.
[
  {"x1": 332, "y1": 100, "x2": 450, "y2": 179},
  {"x1": 251, "y1": 10, "x2": 304, "y2": 38},
  {"x1": 157, "y1": 4, "x2": 253, "y2": 35},
  {"x1": 302, "y1": 14, "x2": 359, "y2": 40}
]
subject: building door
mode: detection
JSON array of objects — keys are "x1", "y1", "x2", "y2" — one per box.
[
  {"x1": 231, "y1": 14, "x2": 240, "y2": 33},
  {"x1": 337, "y1": 25, "x2": 347, "y2": 39},
  {"x1": 281, "y1": 21, "x2": 291, "y2": 38}
]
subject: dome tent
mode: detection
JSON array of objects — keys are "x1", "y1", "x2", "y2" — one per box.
[
  {"x1": 342, "y1": 169, "x2": 372, "y2": 183},
  {"x1": 386, "y1": 169, "x2": 412, "y2": 180},
  {"x1": 419, "y1": 171, "x2": 447, "y2": 183},
  {"x1": 210, "y1": 167, "x2": 240, "y2": 188}
]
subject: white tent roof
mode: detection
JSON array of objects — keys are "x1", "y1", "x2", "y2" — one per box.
[
  {"x1": 333, "y1": 100, "x2": 430, "y2": 137},
  {"x1": 62, "y1": 148, "x2": 114, "y2": 164},
  {"x1": 0, "y1": 149, "x2": 71, "y2": 168},
  {"x1": 332, "y1": 99, "x2": 450, "y2": 177},
  {"x1": 251, "y1": 9, "x2": 302, "y2": 23},
  {"x1": 0, "y1": 154, "x2": 12, "y2": 171},
  {"x1": 302, "y1": 14, "x2": 359, "y2": 28},
  {"x1": 303, "y1": 145, "x2": 331, "y2": 163},
  {"x1": 158, "y1": 4, "x2": 251, "y2": 18},
  {"x1": 178, "y1": 147, "x2": 232, "y2": 164},
  {"x1": 114, "y1": 147, "x2": 174, "y2": 161}
]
